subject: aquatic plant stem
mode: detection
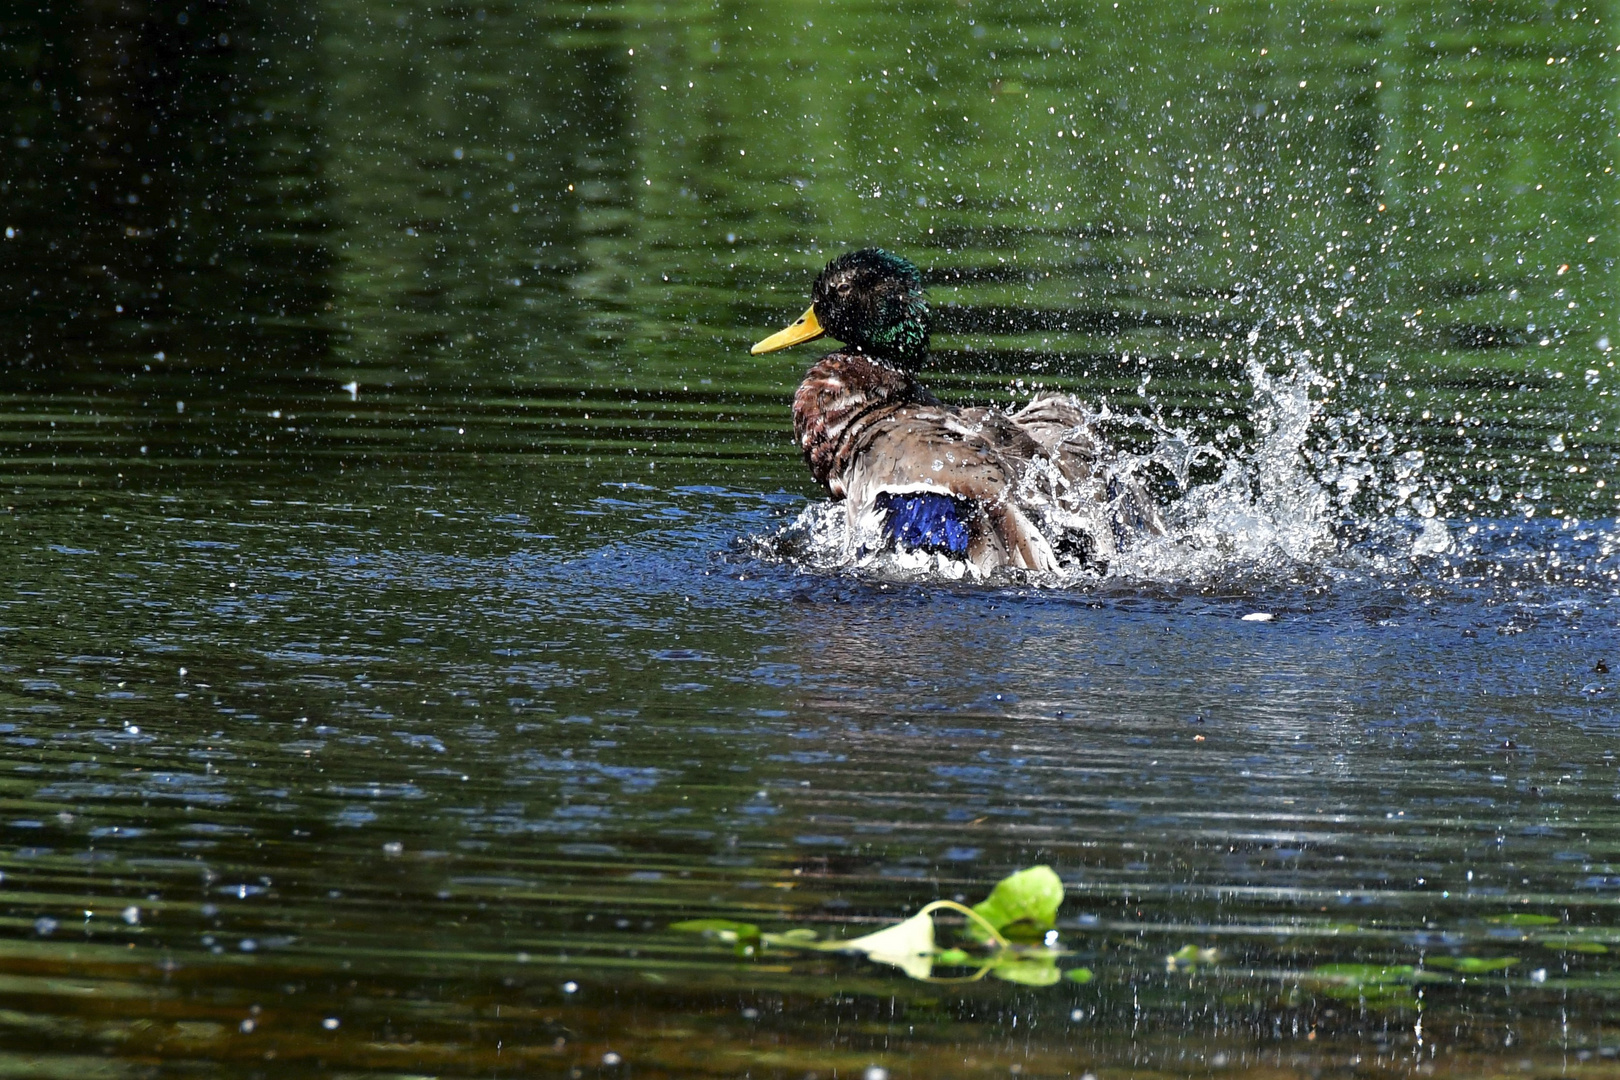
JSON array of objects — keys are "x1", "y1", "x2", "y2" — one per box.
[{"x1": 918, "y1": 900, "x2": 1011, "y2": 949}]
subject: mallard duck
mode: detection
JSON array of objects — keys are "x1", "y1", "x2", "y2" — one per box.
[{"x1": 751, "y1": 248, "x2": 1164, "y2": 574}]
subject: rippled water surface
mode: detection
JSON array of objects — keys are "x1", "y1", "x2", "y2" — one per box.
[{"x1": 3, "y1": 1, "x2": 1620, "y2": 1076}]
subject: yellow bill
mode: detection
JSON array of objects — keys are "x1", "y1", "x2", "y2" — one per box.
[{"x1": 750, "y1": 306, "x2": 825, "y2": 355}]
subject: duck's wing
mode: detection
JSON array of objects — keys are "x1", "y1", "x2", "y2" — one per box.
[
  {"x1": 951, "y1": 398, "x2": 1105, "y2": 484},
  {"x1": 1006, "y1": 396, "x2": 1104, "y2": 465},
  {"x1": 1008, "y1": 394, "x2": 1167, "y2": 538},
  {"x1": 842, "y1": 406, "x2": 1060, "y2": 574}
]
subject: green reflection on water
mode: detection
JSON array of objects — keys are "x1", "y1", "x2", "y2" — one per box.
[
  {"x1": 1, "y1": 0, "x2": 1620, "y2": 1077},
  {"x1": 2, "y1": 0, "x2": 1615, "y2": 513}
]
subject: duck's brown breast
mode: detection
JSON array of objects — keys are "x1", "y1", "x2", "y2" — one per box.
[{"x1": 791, "y1": 353, "x2": 935, "y2": 495}]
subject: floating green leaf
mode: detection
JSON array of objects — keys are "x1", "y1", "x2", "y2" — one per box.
[
  {"x1": 1165, "y1": 944, "x2": 1219, "y2": 972},
  {"x1": 1426, "y1": 956, "x2": 1518, "y2": 974},
  {"x1": 1064, "y1": 967, "x2": 1094, "y2": 984},
  {"x1": 1535, "y1": 932, "x2": 1605, "y2": 952},
  {"x1": 987, "y1": 951, "x2": 1061, "y2": 986},
  {"x1": 1309, "y1": 963, "x2": 1420, "y2": 1007},
  {"x1": 1488, "y1": 913, "x2": 1560, "y2": 927},
  {"x1": 669, "y1": 919, "x2": 760, "y2": 945},
  {"x1": 968, "y1": 865, "x2": 1064, "y2": 941},
  {"x1": 1310, "y1": 963, "x2": 1417, "y2": 986}
]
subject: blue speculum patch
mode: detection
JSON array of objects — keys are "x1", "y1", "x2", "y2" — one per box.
[{"x1": 876, "y1": 491, "x2": 973, "y2": 555}]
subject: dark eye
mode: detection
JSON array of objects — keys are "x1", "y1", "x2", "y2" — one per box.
[{"x1": 835, "y1": 282, "x2": 852, "y2": 296}]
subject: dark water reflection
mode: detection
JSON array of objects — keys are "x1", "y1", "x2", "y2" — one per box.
[{"x1": 3, "y1": 1, "x2": 1620, "y2": 1077}]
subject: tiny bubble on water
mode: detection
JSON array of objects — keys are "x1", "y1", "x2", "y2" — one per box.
[
  {"x1": 322, "y1": 1017, "x2": 340, "y2": 1030},
  {"x1": 563, "y1": 981, "x2": 579, "y2": 993},
  {"x1": 603, "y1": 1052, "x2": 622, "y2": 1065}
]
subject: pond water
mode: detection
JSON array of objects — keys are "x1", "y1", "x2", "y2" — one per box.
[{"x1": 3, "y1": 1, "x2": 1620, "y2": 1076}]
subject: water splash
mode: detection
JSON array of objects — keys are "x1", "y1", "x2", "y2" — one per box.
[
  {"x1": 1115, "y1": 343, "x2": 1361, "y2": 582},
  {"x1": 751, "y1": 337, "x2": 1470, "y2": 588}
]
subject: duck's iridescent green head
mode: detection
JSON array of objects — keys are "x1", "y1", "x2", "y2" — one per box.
[{"x1": 751, "y1": 248, "x2": 930, "y2": 368}]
